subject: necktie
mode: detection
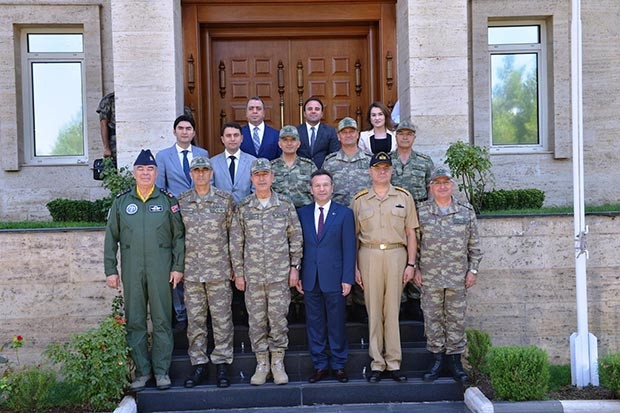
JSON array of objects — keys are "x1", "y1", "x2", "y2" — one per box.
[
  {"x1": 229, "y1": 155, "x2": 236, "y2": 184},
  {"x1": 317, "y1": 206, "x2": 324, "y2": 238},
  {"x1": 252, "y1": 127, "x2": 261, "y2": 154},
  {"x1": 182, "y1": 150, "x2": 191, "y2": 184},
  {"x1": 310, "y1": 126, "x2": 316, "y2": 151}
]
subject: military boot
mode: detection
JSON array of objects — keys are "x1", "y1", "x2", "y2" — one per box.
[
  {"x1": 423, "y1": 352, "x2": 444, "y2": 382},
  {"x1": 250, "y1": 352, "x2": 270, "y2": 385},
  {"x1": 270, "y1": 350, "x2": 289, "y2": 385},
  {"x1": 447, "y1": 353, "x2": 469, "y2": 383}
]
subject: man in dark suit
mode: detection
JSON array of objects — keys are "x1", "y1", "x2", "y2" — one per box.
[
  {"x1": 296, "y1": 97, "x2": 340, "y2": 168},
  {"x1": 240, "y1": 96, "x2": 281, "y2": 160},
  {"x1": 296, "y1": 169, "x2": 356, "y2": 383},
  {"x1": 211, "y1": 122, "x2": 256, "y2": 204}
]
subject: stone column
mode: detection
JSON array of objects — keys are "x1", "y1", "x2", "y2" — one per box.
[
  {"x1": 110, "y1": 0, "x2": 184, "y2": 167},
  {"x1": 396, "y1": 0, "x2": 470, "y2": 160}
]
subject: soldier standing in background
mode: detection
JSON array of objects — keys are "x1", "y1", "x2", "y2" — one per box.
[
  {"x1": 96, "y1": 92, "x2": 116, "y2": 162},
  {"x1": 177, "y1": 157, "x2": 235, "y2": 388},
  {"x1": 414, "y1": 166, "x2": 482, "y2": 383},
  {"x1": 230, "y1": 158, "x2": 303, "y2": 386},
  {"x1": 271, "y1": 125, "x2": 317, "y2": 208}
]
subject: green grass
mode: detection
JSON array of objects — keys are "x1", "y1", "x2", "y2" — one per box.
[
  {"x1": 0, "y1": 221, "x2": 105, "y2": 230},
  {"x1": 480, "y1": 204, "x2": 620, "y2": 216}
]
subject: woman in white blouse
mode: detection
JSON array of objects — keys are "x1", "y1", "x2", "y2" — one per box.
[{"x1": 358, "y1": 101, "x2": 397, "y2": 155}]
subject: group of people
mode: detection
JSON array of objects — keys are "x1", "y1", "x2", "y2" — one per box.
[{"x1": 103, "y1": 96, "x2": 482, "y2": 393}]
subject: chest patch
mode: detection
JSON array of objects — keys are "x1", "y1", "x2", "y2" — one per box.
[
  {"x1": 126, "y1": 204, "x2": 138, "y2": 215},
  {"x1": 149, "y1": 205, "x2": 164, "y2": 213}
]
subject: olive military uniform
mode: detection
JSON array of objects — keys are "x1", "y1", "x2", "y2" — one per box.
[
  {"x1": 390, "y1": 150, "x2": 434, "y2": 204},
  {"x1": 104, "y1": 186, "x2": 185, "y2": 377},
  {"x1": 270, "y1": 156, "x2": 317, "y2": 208}
]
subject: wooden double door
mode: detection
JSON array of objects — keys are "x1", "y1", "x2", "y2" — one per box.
[{"x1": 181, "y1": 1, "x2": 397, "y2": 153}]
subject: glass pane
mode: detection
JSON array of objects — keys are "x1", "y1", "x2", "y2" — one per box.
[
  {"x1": 31, "y1": 62, "x2": 84, "y2": 156},
  {"x1": 489, "y1": 26, "x2": 539, "y2": 45},
  {"x1": 491, "y1": 53, "x2": 539, "y2": 145},
  {"x1": 28, "y1": 34, "x2": 83, "y2": 53}
]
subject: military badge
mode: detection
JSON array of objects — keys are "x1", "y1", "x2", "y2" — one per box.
[{"x1": 126, "y1": 204, "x2": 138, "y2": 215}]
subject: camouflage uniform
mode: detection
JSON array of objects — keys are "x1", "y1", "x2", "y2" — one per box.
[
  {"x1": 178, "y1": 186, "x2": 235, "y2": 366},
  {"x1": 390, "y1": 150, "x2": 434, "y2": 204},
  {"x1": 322, "y1": 149, "x2": 372, "y2": 207},
  {"x1": 230, "y1": 191, "x2": 303, "y2": 352},
  {"x1": 271, "y1": 156, "x2": 317, "y2": 208},
  {"x1": 417, "y1": 196, "x2": 482, "y2": 355},
  {"x1": 96, "y1": 92, "x2": 116, "y2": 158}
]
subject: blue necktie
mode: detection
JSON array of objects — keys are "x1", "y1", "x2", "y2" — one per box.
[
  {"x1": 229, "y1": 155, "x2": 236, "y2": 184},
  {"x1": 310, "y1": 126, "x2": 316, "y2": 151},
  {"x1": 252, "y1": 127, "x2": 261, "y2": 154},
  {"x1": 317, "y1": 206, "x2": 324, "y2": 238},
  {"x1": 182, "y1": 150, "x2": 191, "y2": 184}
]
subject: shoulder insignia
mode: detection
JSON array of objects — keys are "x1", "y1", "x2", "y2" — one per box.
[
  {"x1": 456, "y1": 198, "x2": 475, "y2": 211},
  {"x1": 177, "y1": 189, "x2": 192, "y2": 200},
  {"x1": 116, "y1": 188, "x2": 131, "y2": 198},
  {"x1": 160, "y1": 188, "x2": 175, "y2": 198},
  {"x1": 353, "y1": 189, "x2": 369, "y2": 200},
  {"x1": 394, "y1": 186, "x2": 412, "y2": 197},
  {"x1": 324, "y1": 152, "x2": 337, "y2": 162},
  {"x1": 413, "y1": 150, "x2": 432, "y2": 161}
]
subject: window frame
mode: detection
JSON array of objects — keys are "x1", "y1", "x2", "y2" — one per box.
[
  {"x1": 21, "y1": 27, "x2": 88, "y2": 166},
  {"x1": 487, "y1": 21, "x2": 548, "y2": 154}
]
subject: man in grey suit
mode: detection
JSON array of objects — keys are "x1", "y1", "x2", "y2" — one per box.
[
  {"x1": 211, "y1": 122, "x2": 257, "y2": 204},
  {"x1": 296, "y1": 97, "x2": 340, "y2": 168},
  {"x1": 155, "y1": 114, "x2": 209, "y2": 333}
]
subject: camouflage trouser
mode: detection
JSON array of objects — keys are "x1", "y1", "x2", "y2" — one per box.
[
  {"x1": 421, "y1": 286, "x2": 467, "y2": 355},
  {"x1": 185, "y1": 279, "x2": 234, "y2": 365},
  {"x1": 245, "y1": 280, "x2": 290, "y2": 353}
]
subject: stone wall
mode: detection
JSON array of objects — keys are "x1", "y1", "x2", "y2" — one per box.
[{"x1": 1, "y1": 214, "x2": 619, "y2": 366}]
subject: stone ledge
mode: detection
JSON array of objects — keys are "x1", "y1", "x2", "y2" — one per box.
[{"x1": 465, "y1": 387, "x2": 620, "y2": 413}]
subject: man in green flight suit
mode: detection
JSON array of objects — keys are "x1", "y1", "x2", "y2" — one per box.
[{"x1": 104, "y1": 149, "x2": 185, "y2": 391}]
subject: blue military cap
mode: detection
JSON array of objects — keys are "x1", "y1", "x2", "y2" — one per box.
[
  {"x1": 369, "y1": 151, "x2": 392, "y2": 167},
  {"x1": 134, "y1": 149, "x2": 157, "y2": 166}
]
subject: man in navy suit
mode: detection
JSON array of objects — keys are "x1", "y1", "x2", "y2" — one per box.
[
  {"x1": 296, "y1": 170, "x2": 356, "y2": 383},
  {"x1": 211, "y1": 122, "x2": 256, "y2": 204},
  {"x1": 240, "y1": 97, "x2": 281, "y2": 160},
  {"x1": 296, "y1": 97, "x2": 340, "y2": 168},
  {"x1": 155, "y1": 114, "x2": 209, "y2": 333}
]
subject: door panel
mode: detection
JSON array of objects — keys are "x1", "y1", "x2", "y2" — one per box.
[{"x1": 207, "y1": 34, "x2": 369, "y2": 153}]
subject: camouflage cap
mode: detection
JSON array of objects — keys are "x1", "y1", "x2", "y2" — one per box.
[
  {"x1": 134, "y1": 149, "x2": 157, "y2": 166},
  {"x1": 430, "y1": 166, "x2": 453, "y2": 180},
  {"x1": 190, "y1": 156, "x2": 212, "y2": 170},
  {"x1": 337, "y1": 117, "x2": 358, "y2": 132},
  {"x1": 279, "y1": 125, "x2": 300, "y2": 140},
  {"x1": 396, "y1": 120, "x2": 416, "y2": 133},
  {"x1": 250, "y1": 157, "x2": 272, "y2": 174},
  {"x1": 369, "y1": 151, "x2": 392, "y2": 167}
]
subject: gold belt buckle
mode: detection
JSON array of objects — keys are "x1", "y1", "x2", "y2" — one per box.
[{"x1": 379, "y1": 243, "x2": 387, "y2": 250}]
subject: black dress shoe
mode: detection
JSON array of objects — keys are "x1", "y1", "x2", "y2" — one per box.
[
  {"x1": 367, "y1": 370, "x2": 382, "y2": 383},
  {"x1": 333, "y1": 369, "x2": 349, "y2": 383},
  {"x1": 388, "y1": 369, "x2": 407, "y2": 382},
  {"x1": 216, "y1": 364, "x2": 230, "y2": 388},
  {"x1": 185, "y1": 363, "x2": 208, "y2": 388},
  {"x1": 308, "y1": 369, "x2": 328, "y2": 383}
]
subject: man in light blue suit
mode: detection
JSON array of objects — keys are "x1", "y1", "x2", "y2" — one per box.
[
  {"x1": 296, "y1": 97, "x2": 340, "y2": 168},
  {"x1": 240, "y1": 97, "x2": 281, "y2": 161},
  {"x1": 155, "y1": 114, "x2": 209, "y2": 333},
  {"x1": 296, "y1": 169, "x2": 356, "y2": 384},
  {"x1": 211, "y1": 122, "x2": 256, "y2": 204}
]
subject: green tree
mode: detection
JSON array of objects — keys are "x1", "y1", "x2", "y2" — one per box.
[
  {"x1": 50, "y1": 112, "x2": 83, "y2": 156},
  {"x1": 491, "y1": 54, "x2": 538, "y2": 145}
]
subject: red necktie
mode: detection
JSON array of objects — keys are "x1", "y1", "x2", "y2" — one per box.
[{"x1": 317, "y1": 206, "x2": 324, "y2": 238}]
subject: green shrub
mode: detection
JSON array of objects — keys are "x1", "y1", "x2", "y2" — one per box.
[
  {"x1": 548, "y1": 364, "x2": 571, "y2": 392},
  {"x1": 599, "y1": 353, "x2": 620, "y2": 397},
  {"x1": 466, "y1": 329, "x2": 492, "y2": 383},
  {"x1": 100, "y1": 157, "x2": 136, "y2": 213},
  {"x1": 46, "y1": 295, "x2": 130, "y2": 411},
  {"x1": 46, "y1": 198, "x2": 108, "y2": 222},
  {"x1": 488, "y1": 345, "x2": 550, "y2": 401},
  {"x1": 482, "y1": 189, "x2": 545, "y2": 211},
  {"x1": 2, "y1": 366, "x2": 58, "y2": 411}
]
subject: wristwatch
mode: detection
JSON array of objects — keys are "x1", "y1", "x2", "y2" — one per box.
[
  {"x1": 469, "y1": 269, "x2": 478, "y2": 275},
  {"x1": 406, "y1": 262, "x2": 417, "y2": 268},
  {"x1": 291, "y1": 264, "x2": 301, "y2": 270}
]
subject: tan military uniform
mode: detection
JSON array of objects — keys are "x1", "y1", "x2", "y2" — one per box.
[
  {"x1": 230, "y1": 191, "x2": 303, "y2": 352},
  {"x1": 178, "y1": 186, "x2": 235, "y2": 366},
  {"x1": 351, "y1": 185, "x2": 418, "y2": 372}
]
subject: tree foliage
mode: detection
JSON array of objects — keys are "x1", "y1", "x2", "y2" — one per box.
[{"x1": 50, "y1": 112, "x2": 84, "y2": 156}]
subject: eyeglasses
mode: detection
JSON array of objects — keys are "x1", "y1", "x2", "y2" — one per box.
[{"x1": 430, "y1": 180, "x2": 452, "y2": 187}]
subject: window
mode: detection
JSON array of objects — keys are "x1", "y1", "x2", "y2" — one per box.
[
  {"x1": 488, "y1": 23, "x2": 547, "y2": 152},
  {"x1": 22, "y1": 29, "x2": 86, "y2": 165}
]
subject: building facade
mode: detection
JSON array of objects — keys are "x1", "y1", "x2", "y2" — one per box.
[{"x1": 1, "y1": 0, "x2": 618, "y2": 220}]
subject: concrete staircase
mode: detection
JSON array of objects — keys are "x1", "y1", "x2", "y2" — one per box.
[{"x1": 136, "y1": 309, "x2": 464, "y2": 412}]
